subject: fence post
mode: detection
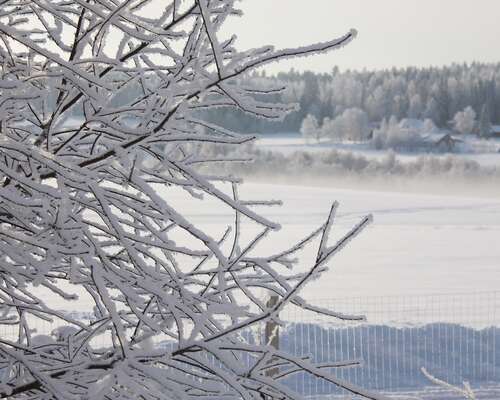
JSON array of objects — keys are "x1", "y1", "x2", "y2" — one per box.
[
  {"x1": 265, "y1": 295, "x2": 280, "y2": 376},
  {"x1": 260, "y1": 295, "x2": 280, "y2": 400}
]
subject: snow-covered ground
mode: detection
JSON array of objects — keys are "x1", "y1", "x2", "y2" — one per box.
[
  {"x1": 255, "y1": 132, "x2": 500, "y2": 167},
  {"x1": 43, "y1": 180, "x2": 499, "y2": 327},
  {"x1": 178, "y1": 182, "x2": 500, "y2": 300},
  {"x1": 160, "y1": 180, "x2": 500, "y2": 328}
]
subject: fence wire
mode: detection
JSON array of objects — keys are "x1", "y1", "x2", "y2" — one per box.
[
  {"x1": 280, "y1": 291, "x2": 500, "y2": 398},
  {"x1": 1, "y1": 291, "x2": 499, "y2": 399}
]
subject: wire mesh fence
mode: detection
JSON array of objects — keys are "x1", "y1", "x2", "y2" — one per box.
[
  {"x1": 1, "y1": 291, "x2": 499, "y2": 398},
  {"x1": 279, "y1": 291, "x2": 500, "y2": 398}
]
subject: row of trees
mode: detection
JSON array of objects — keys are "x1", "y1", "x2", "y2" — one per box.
[
  {"x1": 300, "y1": 106, "x2": 492, "y2": 149},
  {"x1": 302, "y1": 104, "x2": 486, "y2": 145},
  {"x1": 200, "y1": 63, "x2": 500, "y2": 134},
  {"x1": 301, "y1": 108, "x2": 371, "y2": 142}
]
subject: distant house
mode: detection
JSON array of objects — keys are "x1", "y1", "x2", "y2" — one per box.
[
  {"x1": 422, "y1": 133, "x2": 462, "y2": 152},
  {"x1": 490, "y1": 125, "x2": 500, "y2": 138},
  {"x1": 434, "y1": 133, "x2": 463, "y2": 152}
]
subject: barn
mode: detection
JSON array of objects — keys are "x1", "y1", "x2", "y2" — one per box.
[{"x1": 422, "y1": 133, "x2": 463, "y2": 152}]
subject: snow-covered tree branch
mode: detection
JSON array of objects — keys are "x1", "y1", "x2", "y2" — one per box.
[
  {"x1": 421, "y1": 368, "x2": 477, "y2": 400},
  {"x1": 0, "y1": 1, "x2": 380, "y2": 399}
]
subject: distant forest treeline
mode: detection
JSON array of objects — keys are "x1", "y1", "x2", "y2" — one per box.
[
  {"x1": 197, "y1": 63, "x2": 500, "y2": 133},
  {"x1": 105, "y1": 63, "x2": 500, "y2": 134}
]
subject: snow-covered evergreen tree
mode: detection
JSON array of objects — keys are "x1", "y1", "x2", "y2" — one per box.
[{"x1": 478, "y1": 104, "x2": 492, "y2": 138}]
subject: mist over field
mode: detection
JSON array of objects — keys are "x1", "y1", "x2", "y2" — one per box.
[
  {"x1": 194, "y1": 139, "x2": 500, "y2": 198},
  {"x1": 126, "y1": 62, "x2": 499, "y2": 197}
]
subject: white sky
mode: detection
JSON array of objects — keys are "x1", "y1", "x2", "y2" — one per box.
[{"x1": 222, "y1": 0, "x2": 500, "y2": 73}]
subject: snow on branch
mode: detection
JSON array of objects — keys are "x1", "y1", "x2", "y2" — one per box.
[
  {"x1": 421, "y1": 368, "x2": 477, "y2": 400},
  {"x1": 0, "y1": 1, "x2": 381, "y2": 399}
]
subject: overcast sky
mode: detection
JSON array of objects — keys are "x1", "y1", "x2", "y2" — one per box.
[{"x1": 222, "y1": 0, "x2": 500, "y2": 73}]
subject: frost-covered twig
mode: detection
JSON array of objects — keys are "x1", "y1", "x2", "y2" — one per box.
[
  {"x1": 421, "y1": 368, "x2": 476, "y2": 400},
  {"x1": 0, "y1": 1, "x2": 381, "y2": 399}
]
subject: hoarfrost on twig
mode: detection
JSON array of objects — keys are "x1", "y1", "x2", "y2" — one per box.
[{"x1": 0, "y1": 1, "x2": 382, "y2": 399}]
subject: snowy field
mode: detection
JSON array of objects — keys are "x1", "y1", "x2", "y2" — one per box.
[
  {"x1": 42, "y1": 179, "x2": 500, "y2": 326},
  {"x1": 255, "y1": 132, "x2": 500, "y2": 167},
  {"x1": 176, "y1": 181, "x2": 500, "y2": 301},
  {"x1": 166, "y1": 182, "x2": 500, "y2": 395},
  {"x1": 22, "y1": 178, "x2": 499, "y2": 398}
]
